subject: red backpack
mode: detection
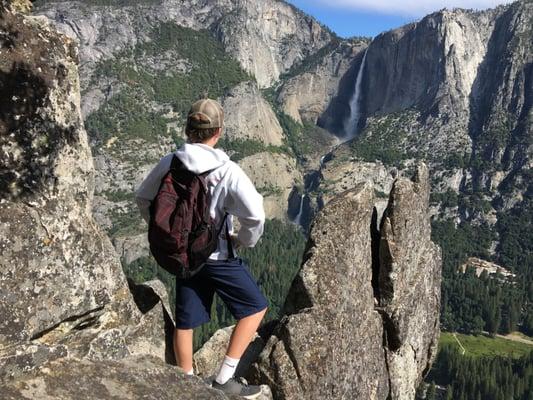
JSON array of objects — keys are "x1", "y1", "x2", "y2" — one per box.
[{"x1": 148, "y1": 155, "x2": 230, "y2": 279}]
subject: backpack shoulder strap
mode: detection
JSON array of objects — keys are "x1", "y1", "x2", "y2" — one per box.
[
  {"x1": 217, "y1": 213, "x2": 235, "y2": 259},
  {"x1": 225, "y1": 217, "x2": 235, "y2": 259},
  {"x1": 170, "y1": 154, "x2": 184, "y2": 171}
]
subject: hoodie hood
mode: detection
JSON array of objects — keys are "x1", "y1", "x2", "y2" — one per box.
[{"x1": 174, "y1": 143, "x2": 229, "y2": 174}]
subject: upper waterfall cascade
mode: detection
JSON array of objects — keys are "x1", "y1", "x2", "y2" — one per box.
[{"x1": 343, "y1": 50, "x2": 368, "y2": 141}]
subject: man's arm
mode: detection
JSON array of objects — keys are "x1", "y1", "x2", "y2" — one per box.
[
  {"x1": 227, "y1": 166, "x2": 265, "y2": 248},
  {"x1": 134, "y1": 154, "x2": 173, "y2": 224}
]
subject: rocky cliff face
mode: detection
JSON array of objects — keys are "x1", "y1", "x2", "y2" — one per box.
[
  {"x1": 222, "y1": 81, "x2": 284, "y2": 145},
  {"x1": 210, "y1": 0, "x2": 331, "y2": 88},
  {"x1": 364, "y1": 9, "x2": 494, "y2": 117},
  {"x1": 466, "y1": 1, "x2": 532, "y2": 201},
  {"x1": 245, "y1": 165, "x2": 441, "y2": 400},
  {"x1": 34, "y1": 0, "x2": 332, "y2": 89},
  {"x1": 277, "y1": 39, "x2": 368, "y2": 125},
  {"x1": 356, "y1": 2, "x2": 532, "y2": 167},
  {"x1": 321, "y1": 6, "x2": 503, "y2": 152},
  {"x1": 314, "y1": 1, "x2": 531, "y2": 271},
  {"x1": 238, "y1": 151, "x2": 303, "y2": 219},
  {"x1": 0, "y1": 8, "x2": 234, "y2": 398}
]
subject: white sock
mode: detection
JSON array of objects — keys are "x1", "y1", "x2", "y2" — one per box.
[
  {"x1": 186, "y1": 369, "x2": 194, "y2": 376},
  {"x1": 215, "y1": 355, "x2": 240, "y2": 385}
]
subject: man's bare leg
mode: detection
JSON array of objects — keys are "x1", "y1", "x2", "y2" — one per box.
[
  {"x1": 226, "y1": 307, "x2": 267, "y2": 359},
  {"x1": 174, "y1": 328, "x2": 194, "y2": 373},
  {"x1": 173, "y1": 308, "x2": 266, "y2": 376},
  {"x1": 213, "y1": 307, "x2": 267, "y2": 388}
]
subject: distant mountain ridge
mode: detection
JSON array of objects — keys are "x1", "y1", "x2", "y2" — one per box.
[{"x1": 34, "y1": 0, "x2": 333, "y2": 88}]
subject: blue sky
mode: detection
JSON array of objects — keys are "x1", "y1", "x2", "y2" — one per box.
[{"x1": 286, "y1": 0, "x2": 514, "y2": 38}]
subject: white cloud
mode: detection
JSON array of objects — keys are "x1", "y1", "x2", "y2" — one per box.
[{"x1": 309, "y1": 0, "x2": 514, "y2": 17}]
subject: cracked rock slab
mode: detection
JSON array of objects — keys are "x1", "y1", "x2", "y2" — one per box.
[{"x1": 0, "y1": 7, "x2": 140, "y2": 350}]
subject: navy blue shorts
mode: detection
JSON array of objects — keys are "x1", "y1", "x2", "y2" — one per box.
[{"x1": 174, "y1": 257, "x2": 268, "y2": 329}]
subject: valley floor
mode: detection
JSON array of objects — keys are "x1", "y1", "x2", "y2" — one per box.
[{"x1": 439, "y1": 331, "x2": 533, "y2": 358}]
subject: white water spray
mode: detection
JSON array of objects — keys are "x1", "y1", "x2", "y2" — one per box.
[
  {"x1": 343, "y1": 50, "x2": 368, "y2": 141},
  {"x1": 294, "y1": 195, "x2": 305, "y2": 226}
]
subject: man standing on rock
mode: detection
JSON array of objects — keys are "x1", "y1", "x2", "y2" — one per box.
[{"x1": 135, "y1": 98, "x2": 267, "y2": 399}]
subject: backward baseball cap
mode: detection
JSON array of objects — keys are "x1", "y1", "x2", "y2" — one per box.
[{"x1": 187, "y1": 98, "x2": 224, "y2": 129}]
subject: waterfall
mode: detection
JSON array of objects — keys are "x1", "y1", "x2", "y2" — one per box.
[
  {"x1": 290, "y1": 49, "x2": 370, "y2": 229},
  {"x1": 343, "y1": 50, "x2": 368, "y2": 141},
  {"x1": 292, "y1": 151, "x2": 335, "y2": 228},
  {"x1": 294, "y1": 195, "x2": 305, "y2": 226}
]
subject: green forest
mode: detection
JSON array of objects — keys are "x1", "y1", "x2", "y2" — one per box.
[
  {"x1": 432, "y1": 217, "x2": 533, "y2": 337},
  {"x1": 424, "y1": 342, "x2": 533, "y2": 400},
  {"x1": 424, "y1": 208, "x2": 533, "y2": 399},
  {"x1": 85, "y1": 22, "x2": 251, "y2": 147}
]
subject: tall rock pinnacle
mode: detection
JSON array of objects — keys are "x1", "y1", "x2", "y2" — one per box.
[{"x1": 250, "y1": 165, "x2": 441, "y2": 400}]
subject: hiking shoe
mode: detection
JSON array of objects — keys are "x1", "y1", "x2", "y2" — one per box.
[{"x1": 211, "y1": 377, "x2": 262, "y2": 399}]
